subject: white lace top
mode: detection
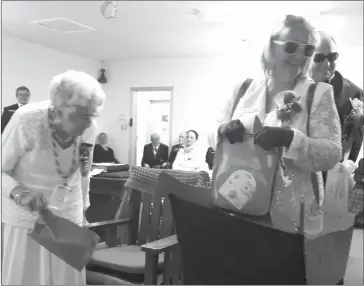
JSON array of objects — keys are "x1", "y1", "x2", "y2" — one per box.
[{"x1": 2, "y1": 101, "x2": 97, "y2": 228}]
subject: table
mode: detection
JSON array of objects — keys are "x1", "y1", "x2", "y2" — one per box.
[{"x1": 86, "y1": 171, "x2": 129, "y2": 241}]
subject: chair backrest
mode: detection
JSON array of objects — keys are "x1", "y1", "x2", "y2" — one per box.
[
  {"x1": 112, "y1": 185, "x2": 174, "y2": 246},
  {"x1": 116, "y1": 171, "x2": 211, "y2": 246},
  {"x1": 136, "y1": 189, "x2": 175, "y2": 245},
  {"x1": 141, "y1": 173, "x2": 213, "y2": 244},
  {"x1": 169, "y1": 191, "x2": 307, "y2": 285}
]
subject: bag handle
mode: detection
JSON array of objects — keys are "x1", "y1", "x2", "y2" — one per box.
[
  {"x1": 231, "y1": 78, "x2": 253, "y2": 117},
  {"x1": 306, "y1": 83, "x2": 321, "y2": 206}
]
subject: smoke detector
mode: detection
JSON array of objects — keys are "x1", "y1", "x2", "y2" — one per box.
[{"x1": 101, "y1": 1, "x2": 118, "y2": 19}]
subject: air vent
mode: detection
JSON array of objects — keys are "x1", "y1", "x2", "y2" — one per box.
[{"x1": 30, "y1": 18, "x2": 95, "y2": 33}]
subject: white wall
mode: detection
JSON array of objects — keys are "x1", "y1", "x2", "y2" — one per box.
[
  {"x1": 2, "y1": 35, "x2": 101, "y2": 107},
  {"x1": 336, "y1": 45, "x2": 363, "y2": 89},
  {"x1": 100, "y1": 54, "x2": 251, "y2": 163},
  {"x1": 3, "y1": 34, "x2": 362, "y2": 165},
  {"x1": 99, "y1": 43, "x2": 363, "y2": 163}
]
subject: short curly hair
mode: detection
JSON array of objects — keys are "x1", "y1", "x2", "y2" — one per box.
[
  {"x1": 49, "y1": 70, "x2": 106, "y2": 114},
  {"x1": 261, "y1": 15, "x2": 320, "y2": 79}
]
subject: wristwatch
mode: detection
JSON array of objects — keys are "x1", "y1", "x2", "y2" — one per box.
[{"x1": 10, "y1": 189, "x2": 30, "y2": 205}]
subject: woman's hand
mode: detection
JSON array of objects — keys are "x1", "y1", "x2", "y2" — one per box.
[
  {"x1": 254, "y1": 126, "x2": 294, "y2": 150},
  {"x1": 218, "y1": 119, "x2": 245, "y2": 144},
  {"x1": 10, "y1": 187, "x2": 48, "y2": 212}
]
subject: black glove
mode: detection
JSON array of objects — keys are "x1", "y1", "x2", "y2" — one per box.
[
  {"x1": 254, "y1": 126, "x2": 294, "y2": 150},
  {"x1": 345, "y1": 113, "x2": 364, "y2": 129},
  {"x1": 218, "y1": 119, "x2": 245, "y2": 144}
]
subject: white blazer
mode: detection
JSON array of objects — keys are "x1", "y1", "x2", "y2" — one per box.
[{"x1": 209, "y1": 77, "x2": 342, "y2": 234}]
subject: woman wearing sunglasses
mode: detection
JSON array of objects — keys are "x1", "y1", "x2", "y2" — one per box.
[{"x1": 209, "y1": 15, "x2": 346, "y2": 284}]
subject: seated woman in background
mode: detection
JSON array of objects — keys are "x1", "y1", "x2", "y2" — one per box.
[
  {"x1": 93, "y1": 132, "x2": 119, "y2": 163},
  {"x1": 172, "y1": 130, "x2": 209, "y2": 172}
]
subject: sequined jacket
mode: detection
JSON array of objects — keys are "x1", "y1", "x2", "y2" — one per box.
[{"x1": 209, "y1": 77, "x2": 342, "y2": 233}]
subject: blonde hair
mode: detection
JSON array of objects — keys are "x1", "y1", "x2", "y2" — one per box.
[
  {"x1": 261, "y1": 15, "x2": 320, "y2": 79},
  {"x1": 49, "y1": 70, "x2": 106, "y2": 114}
]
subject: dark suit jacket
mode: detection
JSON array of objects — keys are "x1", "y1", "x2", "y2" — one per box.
[
  {"x1": 93, "y1": 144, "x2": 119, "y2": 163},
  {"x1": 330, "y1": 71, "x2": 363, "y2": 162},
  {"x1": 168, "y1": 144, "x2": 183, "y2": 166},
  {"x1": 141, "y1": 143, "x2": 169, "y2": 168},
  {"x1": 205, "y1": 147, "x2": 215, "y2": 170},
  {"x1": 1, "y1": 103, "x2": 19, "y2": 133}
]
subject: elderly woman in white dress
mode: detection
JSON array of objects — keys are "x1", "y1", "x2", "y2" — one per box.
[
  {"x1": 2, "y1": 70, "x2": 105, "y2": 285},
  {"x1": 173, "y1": 130, "x2": 209, "y2": 172}
]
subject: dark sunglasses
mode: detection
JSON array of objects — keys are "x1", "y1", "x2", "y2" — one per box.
[
  {"x1": 274, "y1": 40, "x2": 315, "y2": 57},
  {"x1": 313, "y1": 52, "x2": 339, "y2": 63}
]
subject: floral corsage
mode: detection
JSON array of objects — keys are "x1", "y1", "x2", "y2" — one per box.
[
  {"x1": 275, "y1": 91, "x2": 303, "y2": 187},
  {"x1": 276, "y1": 91, "x2": 303, "y2": 127}
]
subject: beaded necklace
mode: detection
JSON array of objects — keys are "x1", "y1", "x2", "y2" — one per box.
[{"x1": 48, "y1": 107, "x2": 78, "y2": 186}]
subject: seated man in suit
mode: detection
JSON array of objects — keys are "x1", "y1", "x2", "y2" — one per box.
[
  {"x1": 167, "y1": 132, "x2": 186, "y2": 168},
  {"x1": 93, "y1": 132, "x2": 120, "y2": 163},
  {"x1": 1, "y1": 86, "x2": 30, "y2": 133},
  {"x1": 141, "y1": 133, "x2": 169, "y2": 168}
]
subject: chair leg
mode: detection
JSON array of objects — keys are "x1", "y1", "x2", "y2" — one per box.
[
  {"x1": 145, "y1": 253, "x2": 158, "y2": 285},
  {"x1": 163, "y1": 251, "x2": 172, "y2": 285}
]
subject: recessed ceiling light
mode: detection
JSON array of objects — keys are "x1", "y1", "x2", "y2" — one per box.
[
  {"x1": 30, "y1": 18, "x2": 95, "y2": 33},
  {"x1": 191, "y1": 8, "x2": 204, "y2": 20}
]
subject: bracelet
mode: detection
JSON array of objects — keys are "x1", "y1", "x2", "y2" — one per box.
[{"x1": 10, "y1": 189, "x2": 30, "y2": 205}]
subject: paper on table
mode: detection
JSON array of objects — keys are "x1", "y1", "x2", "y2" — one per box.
[
  {"x1": 90, "y1": 168, "x2": 106, "y2": 177},
  {"x1": 93, "y1": 163, "x2": 127, "y2": 167}
]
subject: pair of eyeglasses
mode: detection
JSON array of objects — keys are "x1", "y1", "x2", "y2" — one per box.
[
  {"x1": 273, "y1": 40, "x2": 315, "y2": 57},
  {"x1": 313, "y1": 52, "x2": 339, "y2": 63}
]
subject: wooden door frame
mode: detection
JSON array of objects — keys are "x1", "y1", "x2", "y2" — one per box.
[{"x1": 129, "y1": 86, "x2": 174, "y2": 165}]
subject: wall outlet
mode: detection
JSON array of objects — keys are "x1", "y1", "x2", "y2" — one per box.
[{"x1": 119, "y1": 113, "x2": 127, "y2": 121}]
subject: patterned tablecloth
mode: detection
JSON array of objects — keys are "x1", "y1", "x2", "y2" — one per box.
[{"x1": 124, "y1": 166, "x2": 211, "y2": 195}]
